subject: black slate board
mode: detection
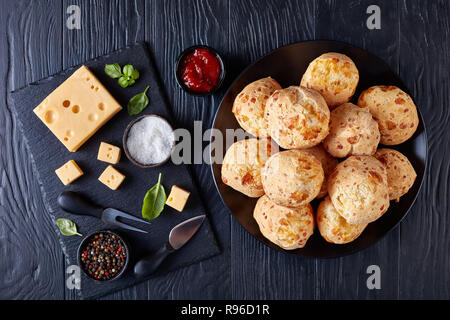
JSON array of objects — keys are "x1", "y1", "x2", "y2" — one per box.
[{"x1": 9, "y1": 42, "x2": 220, "y2": 299}]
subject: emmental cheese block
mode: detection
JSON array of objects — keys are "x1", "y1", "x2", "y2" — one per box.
[
  {"x1": 33, "y1": 65, "x2": 122, "y2": 152},
  {"x1": 55, "y1": 160, "x2": 84, "y2": 185},
  {"x1": 97, "y1": 142, "x2": 121, "y2": 164},
  {"x1": 98, "y1": 165, "x2": 125, "y2": 190},
  {"x1": 166, "y1": 185, "x2": 191, "y2": 212}
]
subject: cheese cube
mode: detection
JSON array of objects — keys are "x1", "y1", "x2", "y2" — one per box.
[
  {"x1": 55, "y1": 160, "x2": 84, "y2": 185},
  {"x1": 33, "y1": 65, "x2": 122, "y2": 152},
  {"x1": 98, "y1": 165, "x2": 125, "y2": 190},
  {"x1": 97, "y1": 142, "x2": 121, "y2": 164},
  {"x1": 166, "y1": 185, "x2": 190, "y2": 212}
]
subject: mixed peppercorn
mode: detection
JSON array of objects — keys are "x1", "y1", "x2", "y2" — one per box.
[{"x1": 80, "y1": 232, "x2": 127, "y2": 281}]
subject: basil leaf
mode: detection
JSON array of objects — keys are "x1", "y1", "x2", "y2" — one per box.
[
  {"x1": 142, "y1": 173, "x2": 166, "y2": 220},
  {"x1": 122, "y1": 64, "x2": 134, "y2": 77},
  {"x1": 118, "y1": 76, "x2": 129, "y2": 88},
  {"x1": 56, "y1": 218, "x2": 82, "y2": 236},
  {"x1": 104, "y1": 63, "x2": 123, "y2": 79},
  {"x1": 131, "y1": 68, "x2": 140, "y2": 80},
  {"x1": 127, "y1": 86, "x2": 150, "y2": 116}
]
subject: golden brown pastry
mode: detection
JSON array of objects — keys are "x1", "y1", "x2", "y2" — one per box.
[
  {"x1": 328, "y1": 155, "x2": 389, "y2": 225},
  {"x1": 253, "y1": 195, "x2": 314, "y2": 250},
  {"x1": 261, "y1": 149, "x2": 324, "y2": 207},
  {"x1": 357, "y1": 85, "x2": 419, "y2": 145},
  {"x1": 265, "y1": 86, "x2": 330, "y2": 149},
  {"x1": 374, "y1": 148, "x2": 417, "y2": 201},
  {"x1": 221, "y1": 138, "x2": 277, "y2": 197},
  {"x1": 323, "y1": 102, "x2": 380, "y2": 158},
  {"x1": 304, "y1": 144, "x2": 338, "y2": 198},
  {"x1": 317, "y1": 196, "x2": 367, "y2": 244},
  {"x1": 232, "y1": 77, "x2": 282, "y2": 137},
  {"x1": 301, "y1": 52, "x2": 359, "y2": 108}
]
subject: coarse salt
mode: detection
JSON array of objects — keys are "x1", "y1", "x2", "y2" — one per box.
[{"x1": 126, "y1": 116, "x2": 175, "y2": 165}]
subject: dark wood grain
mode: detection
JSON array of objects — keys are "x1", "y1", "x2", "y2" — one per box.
[
  {"x1": 314, "y1": 0, "x2": 400, "y2": 299},
  {"x1": 397, "y1": 0, "x2": 450, "y2": 299},
  {"x1": 145, "y1": 0, "x2": 231, "y2": 299},
  {"x1": 1, "y1": 0, "x2": 449, "y2": 300},
  {"x1": 0, "y1": 0, "x2": 65, "y2": 299},
  {"x1": 61, "y1": 0, "x2": 148, "y2": 300},
  {"x1": 229, "y1": 0, "x2": 317, "y2": 299}
]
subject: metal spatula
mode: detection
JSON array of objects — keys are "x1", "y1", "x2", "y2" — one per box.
[{"x1": 57, "y1": 191, "x2": 150, "y2": 233}]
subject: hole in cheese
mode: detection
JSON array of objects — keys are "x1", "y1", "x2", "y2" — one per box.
[
  {"x1": 111, "y1": 175, "x2": 114, "y2": 180},
  {"x1": 66, "y1": 130, "x2": 74, "y2": 137},
  {"x1": 44, "y1": 110, "x2": 57, "y2": 124},
  {"x1": 169, "y1": 197, "x2": 173, "y2": 202},
  {"x1": 64, "y1": 137, "x2": 69, "y2": 142},
  {"x1": 91, "y1": 85, "x2": 94, "y2": 89},
  {"x1": 72, "y1": 105, "x2": 80, "y2": 114},
  {"x1": 88, "y1": 113, "x2": 98, "y2": 121},
  {"x1": 98, "y1": 103, "x2": 105, "y2": 111},
  {"x1": 86, "y1": 77, "x2": 90, "y2": 81},
  {"x1": 62, "y1": 100, "x2": 70, "y2": 108},
  {"x1": 95, "y1": 87, "x2": 99, "y2": 91}
]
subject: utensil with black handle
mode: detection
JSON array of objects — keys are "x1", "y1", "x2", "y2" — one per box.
[
  {"x1": 133, "y1": 214, "x2": 205, "y2": 278},
  {"x1": 57, "y1": 191, "x2": 150, "y2": 233}
]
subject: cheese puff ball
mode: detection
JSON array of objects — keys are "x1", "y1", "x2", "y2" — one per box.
[
  {"x1": 261, "y1": 149, "x2": 324, "y2": 207},
  {"x1": 357, "y1": 85, "x2": 419, "y2": 145},
  {"x1": 301, "y1": 52, "x2": 359, "y2": 108},
  {"x1": 232, "y1": 77, "x2": 282, "y2": 137},
  {"x1": 328, "y1": 155, "x2": 389, "y2": 225},
  {"x1": 317, "y1": 196, "x2": 367, "y2": 244},
  {"x1": 374, "y1": 148, "x2": 417, "y2": 201},
  {"x1": 265, "y1": 86, "x2": 330, "y2": 149},
  {"x1": 221, "y1": 138, "x2": 278, "y2": 197},
  {"x1": 323, "y1": 102, "x2": 380, "y2": 158},
  {"x1": 254, "y1": 195, "x2": 314, "y2": 250}
]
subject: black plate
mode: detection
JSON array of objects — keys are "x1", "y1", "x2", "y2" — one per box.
[{"x1": 210, "y1": 40, "x2": 428, "y2": 258}]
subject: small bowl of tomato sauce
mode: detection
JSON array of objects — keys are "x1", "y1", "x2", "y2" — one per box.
[{"x1": 175, "y1": 45, "x2": 225, "y2": 95}]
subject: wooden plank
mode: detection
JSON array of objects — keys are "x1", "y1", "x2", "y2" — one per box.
[
  {"x1": 61, "y1": 0, "x2": 148, "y2": 300},
  {"x1": 145, "y1": 0, "x2": 231, "y2": 299},
  {"x1": 314, "y1": 0, "x2": 400, "y2": 299},
  {"x1": 229, "y1": 0, "x2": 317, "y2": 299},
  {"x1": 397, "y1": 0, "x2": 450, "y2": 299},
  {"x1": 0, "y1": 0, "x2": 65, "y2": 299}
]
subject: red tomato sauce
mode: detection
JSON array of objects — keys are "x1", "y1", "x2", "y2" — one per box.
[{"x1": 179, "y1": 48, "x2": 221, "y2": 93}]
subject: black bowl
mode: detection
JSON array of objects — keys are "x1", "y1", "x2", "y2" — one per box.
[
  {"x1": 77, "y1": 229, "x2": 130, "y2": 282},
  {"x1": 175, "y1": 45, "x2": 226, "y2": 96},
  {"x1": 210, "y1": 40, "x2": 428, "y2": 258}
]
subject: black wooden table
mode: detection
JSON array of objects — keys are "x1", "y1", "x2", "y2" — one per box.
[{"x1": 0, "y1": 0, "x2": 448, "y2": 300}]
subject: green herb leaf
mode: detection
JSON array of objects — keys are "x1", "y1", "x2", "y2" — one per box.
[
  {"x1": 127, "y1": 86, "x2": 150, "y2": 116},
  {"x1": 131, "y1": 68, "x2": 140, "y2": 80},
  {"x1": 105, "y1": 63, "x2": 140, "y2": 87},
  {"x1": 142, "y1": 173, "x2": 166, "y2": 220},
  {"x1": 118, "y1": 76, "x2": 130, "y2": 88},
  {"x1": 122, "y1": 64, "x2": 134, "y2": 77},
  {"x1": 104, "y1": 63, "x2": 123, "y2": 79},
  {"x1": 56, "y1": 218, "x2": 82, "y2": 236}
]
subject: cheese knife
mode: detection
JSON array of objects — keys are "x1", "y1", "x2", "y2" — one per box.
[
  {"x1": 57, "y1": 191, "x2": 150, "y2": 233},
  {"x1": 133, "y1": 214, "x2": 206, "y2": 278}
]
